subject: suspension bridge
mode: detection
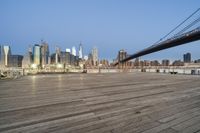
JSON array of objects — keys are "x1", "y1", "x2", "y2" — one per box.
[{"x1": 115, "y1": 8, "x2": 200, "y2": 66}]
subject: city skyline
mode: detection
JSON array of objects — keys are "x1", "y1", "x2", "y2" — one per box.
[
  {"x1": 0, "y1": 0, "x2": 200, "y2": 60},
  {"x1": 1, "y1": 43, "x2": 199, "y2": 67},
  {"x1": 1, "y1": 43, "x2": 200, "y2": 63},
  {"x1": 1, "y1": 43, "x2": 104, "y2": 69}
]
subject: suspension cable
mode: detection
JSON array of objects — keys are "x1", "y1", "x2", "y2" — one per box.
[
  {"x1": 154, "y1": 8, "x2": 200, "y2": 44},
  {"x1": 175, "y1": 16, "x2": 200, "y2": 36}
]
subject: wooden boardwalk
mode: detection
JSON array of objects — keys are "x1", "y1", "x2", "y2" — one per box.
[{"x1": 0, "y1": 72, "x2": 200, "y2": 133}]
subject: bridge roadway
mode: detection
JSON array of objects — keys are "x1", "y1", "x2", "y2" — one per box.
[
  {"x1": 115, "y1": 27, "x2": 200, "y2": 65},
  {"x1": 0, "y1": 73, "x2": 200, "y2": 133}
]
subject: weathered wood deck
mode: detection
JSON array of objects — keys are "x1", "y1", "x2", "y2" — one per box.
[{"x1": 0, "y1": 72, "x2": 200, "y2": 133}]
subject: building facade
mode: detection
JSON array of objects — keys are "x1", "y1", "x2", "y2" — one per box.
[
  {"x1": 78, "y1": 43, "x2": 83, "y2": 59},
  {"x1": 72, "y1": 46, "x2": 76, "y2": 56},
  {"x1": 92, "y1": 47, "x2": 98, "y2": 66},
  {"x1": 173, "y1": 60, "x2": 184, "y2": 66},
  {"x1": 150, "y1": 60, "x2": 160, "y2": 66},
  {"x1": 33, "y1": 44, "x2": 41, "y2": 66},
  {"x1": 22, "y1": 46, "x2": 33, "y2": 68},
  {"x1": 0, "y1": 46, "x2": 11, "y2": 67},
  {"x1": 66, "y1": 51, "x2": 71, "y2": 65},
  {"x1": 55, "y1": 47, "x2": 61, "y2": 64},
  {"x1": 183, "y1": 53, "x2": 191, "y2": 63},
  {"x1": 8, "y1": 55, "x2": 23, "y2": 67},
  {"x1": 162, "y1": 59, "x2": 170, "y2": 66},
  {"x1": 41, "y1": 42, "x2": 49, "y2": 68}
]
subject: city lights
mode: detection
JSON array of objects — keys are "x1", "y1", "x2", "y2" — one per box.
[{"x1": 31, "y1": 64, "x2": 37, "y2": 69}]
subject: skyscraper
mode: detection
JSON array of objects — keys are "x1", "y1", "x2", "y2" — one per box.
[
  {"x1": 55, "y1": 47, "x2": 61, "y2": 64},
  {"x1": 72, "y1": 46, "x2": 76, "y2": 56},
  {"x1": 183, "y1": 53, "x2": 191, "y2": 63},
  {"x1": 66, "y1": 48, "x2": 71, "y2": 65},
  {"x1": 41, "y1": 41, "x2": 49, "y2": 67},
  {"x1": 91, "y1": 47, "x2": 98, "y2": 66},
  {"x1": 66, "y1": 48, "x2": 71, "y2": 53},
  {"x1": 0, "y1": 46, "x2": 11, "y2": 67},
  {"x1": 33, "y1": 44, "x2": 41, "y2": 66},
  {"x1": 60, "y1": 51, "x2": 67, "y2": 64},
  {"x1": 22, "y1": 46, "x2": 33, "y2": 68},
  {"x1": 78, "y1": 43, "x2": 83, "y2": 59}
]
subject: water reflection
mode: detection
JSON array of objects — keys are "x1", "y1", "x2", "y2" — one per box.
[
  {"x1": 79, "y1": 74, "x2": 85, "y2": 86},
  {"x1": 31, "y1": 75, "x2": 36, "y2": 95}
]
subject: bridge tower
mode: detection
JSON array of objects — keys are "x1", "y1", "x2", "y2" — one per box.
[{"x1": 117, "y1": 49, "x2": 127, "y2": 69}]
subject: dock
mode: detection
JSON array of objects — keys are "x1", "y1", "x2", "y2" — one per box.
[{"x1": 0, "y1": 72, "x2": 200, "y2": 133}]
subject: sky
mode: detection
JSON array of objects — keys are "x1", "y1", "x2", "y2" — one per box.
[{"x1": 0, "y1": 0, "x2": 200, "y2": 61}]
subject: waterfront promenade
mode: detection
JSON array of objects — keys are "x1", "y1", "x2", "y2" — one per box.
[{"x1": 0, "y1": 73, "x2": 200, "y2": 133}]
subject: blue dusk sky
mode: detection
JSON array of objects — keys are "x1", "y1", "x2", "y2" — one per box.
[{"x1": 0, "y1": 0, "x2": 200, "y2": 61}]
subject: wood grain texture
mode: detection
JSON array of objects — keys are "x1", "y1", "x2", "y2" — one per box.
[{"x1": 0, "y1": 72, "x2": 200, "y2": 133}]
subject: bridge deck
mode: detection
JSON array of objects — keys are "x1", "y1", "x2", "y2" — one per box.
[{"x1": 0, "y1": 73, "x2": 200, "y2": 133}]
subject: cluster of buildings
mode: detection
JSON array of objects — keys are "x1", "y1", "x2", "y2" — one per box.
[
  {"x1": 22, "y1": 41, "x2": 84, "y2": 69},
  {"x1": 0, "y1": 41, "x2": 102, "y2": 70},
  {"x1": 1, "y1": 43, "x2": 200, "y2": 70}
]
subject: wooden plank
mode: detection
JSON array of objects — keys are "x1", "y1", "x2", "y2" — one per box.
[
  {"x1": 172, "y1": 115, "x2": 200, "y2": 131},
  {"x1": 181, "y1": 122, "x2": 200, "y2": 133},
  {"x1": 158, "y1": 128, "x2": 178, "y2": 133},
  {"x1": 0, "y1": 73, "x2": 200, "y2": 133}
]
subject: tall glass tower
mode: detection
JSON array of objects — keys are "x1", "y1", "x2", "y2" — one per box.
[
  {"x1": 33, "y1": 44, "x2": 41, "y2": 66},
  {"x1": 41, "y1": 41, "x2": 49, "y2": 67},
  {"x1": 78, "y1": 43, "x2": 83, "y2": 59},
  {"x1": 72, "y1": 46, "x2": 76, "y2": 56},
  {"x1": 1, "y1": 46, "x2": 11, "y2": 67}
]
